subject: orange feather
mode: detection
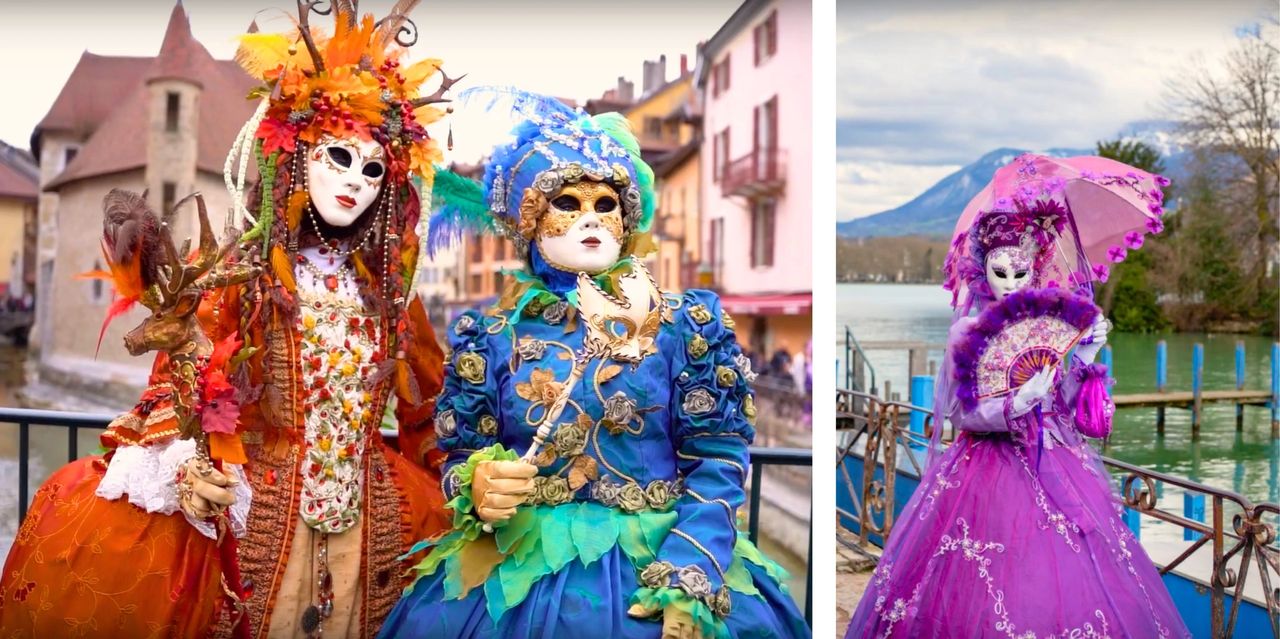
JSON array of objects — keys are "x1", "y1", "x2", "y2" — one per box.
[
  {"x1": 270, "y1": 245, "x2": 297, "y2": 293},
  {"x1": 352, "y1": 253, "x2": 376, "y2": 287},
  {"x1": 286, "y1": 191, "x2": 309, "y2": 232}
]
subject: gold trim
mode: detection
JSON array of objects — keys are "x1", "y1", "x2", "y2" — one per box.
[
  {"x1": 669, "y1": 528, "x2": 725, "y2": 578},
  {"x1": 677, "y1": 450, "x2": 745, "y2": 476}
]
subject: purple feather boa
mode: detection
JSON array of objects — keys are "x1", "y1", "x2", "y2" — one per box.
[{"x1": 952, "y1": 287, "x2": 1100, "y2": 410}]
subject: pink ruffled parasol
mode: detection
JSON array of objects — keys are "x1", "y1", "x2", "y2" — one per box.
[{"x1": 944, "y1": 153, "x2": 1169, "y2": 305}]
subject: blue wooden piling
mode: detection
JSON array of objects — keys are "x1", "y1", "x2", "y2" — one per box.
[
  {"x1": 1183, "y1": 493, "x2": 1205, "y2": 541},
  {"x1": 1271, "y1": 342, "x2": 1279, "y2": 437},
  {"x1": 1156, "y1": 340, "x2": 1167, "y2": 434},
  {"x1": 1236, "y1": 341, "x2": 1246, "y2": 430},
  {"x1": 1192, "y1": 343, "x2": 1204, "y2": 437},
  {"x1": 1123, "y1": 507, "x2": 1142, "y2": 539},
  {"x1": 1156, "y1": 340, "x2": 1168, "y2": 389},
  {"x1": 1271, "y1": 441, "x2": 1279, "y2": 505},
  {"x1": 1100, "y1": 345, "x2": 1113, "y2": 397},
  {"x1": 909, "y1": 375, "x2": 934, "y2": 451}
]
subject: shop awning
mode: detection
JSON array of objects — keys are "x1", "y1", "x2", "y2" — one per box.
[{"x1": 719, "y1": 292, "x2": 811, "y2": 316}]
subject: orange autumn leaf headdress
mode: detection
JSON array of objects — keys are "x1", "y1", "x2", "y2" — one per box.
[{"x1": 234, "y1": 0, "x2": 460, "y2": 185}]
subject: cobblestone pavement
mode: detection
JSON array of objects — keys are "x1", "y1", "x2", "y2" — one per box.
[{"x1": 835, "y1": 526, "x2": 879, "y2": 638}]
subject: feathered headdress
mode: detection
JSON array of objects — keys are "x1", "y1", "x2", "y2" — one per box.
[
  {"x1": 222, "y1": 1, "x2": 457, "y2": 408},
  {"x1": 233, "y1": 0, "x2": 461, "y2": 186},
  {"x1": 425, "y1": 87, "x2": 656, "y2": 262}
]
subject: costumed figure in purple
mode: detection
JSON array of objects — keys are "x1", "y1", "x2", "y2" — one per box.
[{"x1": 846, "y1": 154, "x2": 1190, "y2": 638}]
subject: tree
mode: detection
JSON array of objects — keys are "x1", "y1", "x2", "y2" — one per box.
[
  {"x1": 1095, "y1": 139, "x2": 1166, "y2": 175},
  {"x1": 1167, "y1": 20, "x2": 1279, "y2": 322},
  {"x1": 1094, "y1": 138, "x2": 1169, "y2": 331}
]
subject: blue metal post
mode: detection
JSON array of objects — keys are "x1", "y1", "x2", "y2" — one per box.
[
  {"x1": 1183, "y1": 493, "x2": 1205, "y2": 541},
  {"x1": 1236, "y1": 342, "x2": 1247, "y2": 388},
  {"x1": 1236, "y1": 341, "x2": 1247, "y2": 430},
  {"x1": 1156, "y1": 340, "x2": 1168, "y2": 390},
  {"x1": 1271, "y1": 342, "x2": 1279, "y2": 438},
  {"x1": 1123, "y1": 507, "x2": 1142, "y2": 539},
  {"x1": 1192, "y1": 343, "x2": 1204, "y2": 436},
  {"x1": 1156, "y1": 340, "x2": 1167, "y2": 434},
  {"x1": 1271, "y1": 440, "x2": 1279, "y2": 505},
  {"x1": 909, "y1": 375, "x2": 934, "y2": 451},
  {"x1": 1100, "y1": 346, "x2": 1113, "y2": 397}
]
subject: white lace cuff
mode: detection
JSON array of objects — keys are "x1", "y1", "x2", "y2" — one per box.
[{"x1": 96, "y1": 438, "x2": 252, "y2": 540}]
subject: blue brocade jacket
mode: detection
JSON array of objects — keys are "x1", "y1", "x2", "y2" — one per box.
[{"x1": 433, "y1": 288, "x2": 756, "y2": 597}]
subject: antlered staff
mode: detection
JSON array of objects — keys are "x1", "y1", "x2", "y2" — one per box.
[{"x1": 92, "y1": 189, "x2": 259, "y2": 638}]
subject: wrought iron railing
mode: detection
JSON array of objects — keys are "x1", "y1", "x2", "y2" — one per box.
[
  {"x1": 2, "y1": 406, "x2": 814, "y2": 624},
  {"x1": 721, "y1": 148, "x2": 788, "y2": 199},
  {"x1": 842, "y1": 326, "x2": 876, "y2": 395},
  {"x1": 835, "y1": 388, "x2": 1280, "y2": 638}
]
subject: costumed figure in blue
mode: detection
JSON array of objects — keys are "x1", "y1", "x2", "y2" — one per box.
[{"x1": 379, "y1": 90, "x2": 810, "y2": 639}]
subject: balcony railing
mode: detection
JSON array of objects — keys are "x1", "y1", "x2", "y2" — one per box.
[
  {"x1": 721, "y1": 147, "x2": 788, "y2": 199},
  {"x1": 3, "y1": 406, "x2": 813, "y2": 624}
]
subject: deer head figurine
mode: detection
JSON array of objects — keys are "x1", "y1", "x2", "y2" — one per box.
[{"x1": 99, "y1": 189, "x2": 259, "y2": 438}]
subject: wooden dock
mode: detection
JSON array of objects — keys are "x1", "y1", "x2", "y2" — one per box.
[{"x1": 1114, "y1": 389, "x2": 1274, "y2": 408}]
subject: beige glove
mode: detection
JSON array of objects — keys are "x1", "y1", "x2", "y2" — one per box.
[
  {"x1": 627, "y1": 603, "x2": 703, "y2": 639},
  {"x1": 472, "y1": 460, "x2": 537, "y2": 523},
  {"x1": 177, "y1": 456, "x2": 239, "y2": 520}
]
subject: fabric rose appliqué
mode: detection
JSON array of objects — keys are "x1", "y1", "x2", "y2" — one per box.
[
  {"x1": 687, "y1": 333, "x2": 709, "y2": 359},
  {"x1": 601, "y1": 391, "x2": 638, "y2": 435},
  {"x1": 687, "y1": 305, "x2": 713, "y2": 325},
  {"x1": 516, "y1": 368, "x2": 565, "y2": 410},
  {"x1": 455, "y1": 352, "x2": 487, "y2": 384},
  {"x1": 532, "y1": 475, "x2": 573, "y2": 505},
  {"x1": 517, "y1": 338, "x2": 546, "y2": 362},
  {"x1": 682, "y1": 388, "x2": 717, "y2": 415}
]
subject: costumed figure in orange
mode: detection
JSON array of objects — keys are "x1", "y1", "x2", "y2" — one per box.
[{"x1": 0, "y1": 1, "x2": 458, "y2": 636}]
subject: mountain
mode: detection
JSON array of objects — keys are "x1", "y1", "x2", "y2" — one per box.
[
  {"x1": 838, "y1": 121, "x2": 1191, "y2": 238},
  {"x1": 836, "y1": 147, "x2": 1088, "y2": 238}
]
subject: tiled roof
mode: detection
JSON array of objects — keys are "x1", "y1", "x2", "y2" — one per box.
[
  {"x1": 37, "y1": 3, "x2": 257, "y2": 191},
  {"x1": 0, "y1": 142, "x2": 37, "y2": 201}
]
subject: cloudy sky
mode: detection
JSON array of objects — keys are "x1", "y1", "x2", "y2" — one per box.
[
  {"x1": 0, "y1": 0, "x2": 739, "y2": 162},
  {"x1": 836, "y1": 0, "x2": 1277, "y2": 221}
]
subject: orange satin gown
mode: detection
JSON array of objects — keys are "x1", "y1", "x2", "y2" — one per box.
[{"x1": 0, "y1": 290, "x2": 449, "y2": 638}]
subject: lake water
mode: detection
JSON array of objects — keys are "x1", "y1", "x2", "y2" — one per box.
[{"x1": 837, "y1": 282, "x2": 1280, "y2": 544}]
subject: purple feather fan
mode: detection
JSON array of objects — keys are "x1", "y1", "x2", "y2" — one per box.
[{"x1": 953, "y1": 287, "x2": 1100, "y2": 411}]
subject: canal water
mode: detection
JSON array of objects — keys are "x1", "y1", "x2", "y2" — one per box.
[{"x1": 838, "y1": 282, "x2": 1279, "y2": 544}]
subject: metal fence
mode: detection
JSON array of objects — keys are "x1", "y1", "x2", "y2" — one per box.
[
  {"x1": 2, "y1": 406, "x2": 814, "y2": 624},
  {"x1": 836, "y1": 388, "x2": 1280, "y2": 638}
]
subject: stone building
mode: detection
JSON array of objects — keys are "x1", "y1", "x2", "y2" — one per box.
[
  {"x1": 28, "y1": 4, "x2": 255, "y2": 406},
  {"x1": 0, "y1": 142, "x2": 38, "y2": 302}
]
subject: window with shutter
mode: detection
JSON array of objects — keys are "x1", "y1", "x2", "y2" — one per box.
[
  {"x1": 767, "y1": 10, "x2": 778, "y2": 57},
  {"x1": 713, "y1": 128, "x2": 730, "y2": 183},
  {"x1": 753, "y1": 23, "x2": 762, "y2": 66},
  {"x1": 764, "y1": 199, "x2": 776, "y2": 266},
  {"x1": 755, "y1": 11, "x2": 778, "y2": 65},
  {"x1": 712, "y1": 132, "x2": 720, "y2": 183},
  {"x1": 750, "y1": 199, "x2": 777, "y2": 268}
]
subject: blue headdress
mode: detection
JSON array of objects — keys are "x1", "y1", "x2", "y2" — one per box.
[{"x1": 426, "y1": 87, "x2": 656, "y2": 295}]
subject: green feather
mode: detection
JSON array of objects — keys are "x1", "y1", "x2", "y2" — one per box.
[
  {"x1": 590, "y1": 114, "x2": 656, "y2": 232},
  {"x1": 426, "y1": 168, "x2": 497, "y2": 255}
]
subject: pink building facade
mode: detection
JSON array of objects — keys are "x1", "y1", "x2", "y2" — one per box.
[{"x1": 697, "y1": 0, "x2": 812, "y2": 371}]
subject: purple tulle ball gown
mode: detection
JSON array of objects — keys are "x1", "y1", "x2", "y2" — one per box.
[{"x1": 845, "y1": 316, "x2": 1190, "y2": 638}]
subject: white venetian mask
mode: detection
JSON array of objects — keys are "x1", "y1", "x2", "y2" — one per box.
[
  {"x1": 306, "y1": 135, "x2": 387, "y2": 227},
  {"x1": 535, "y1": 181, "x2": 624, "y2": 275},
  {"x1": 985, "y1": 246, "x2": 1034, "y2": 300}
]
